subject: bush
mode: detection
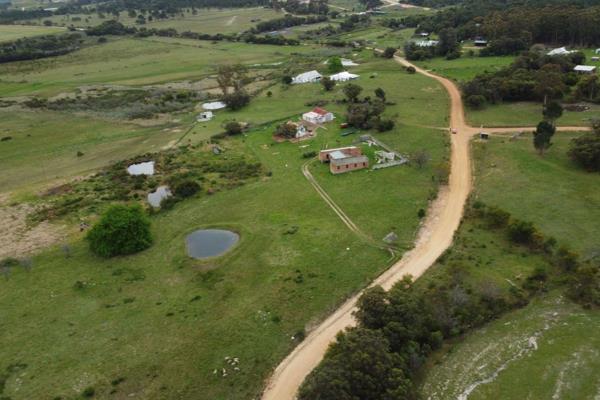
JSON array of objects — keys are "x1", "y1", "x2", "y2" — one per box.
[
  {"x1": 173, "y1": 180, "x2": 200, "y2": 198},
  {"x1": 382, "y1": 47, "x2": 396, "y2": 58},
  {"x1": 568, "y1": 131, "x2": 600, "y2": 172},
  {"x1": 466, "y1": 94, "x2": 486, "y2": 109},
  {"x1": 86, "y1": 204, "x2": 152, "y2": 257},
  {"x1": 224, "y1": 121, "x2": 243, "y2": 136},
  {"x1": 224, "y1": 90, "x2": 250, "y2": 111},
  {"x1": 484, "y1": 206, "x2": 510, "y2": 228},
  {"x1": 302, "y1": 151, "x2": 317, "y2": 158},
  {"x1": 376, "y1": 118, "x2": 395, "y2": 132},
  {"x1": 507, "y1": 219, "x2": 537, "y2": 246},
  {"x1": 406, "y1": 66, "x2": 416, "y2": 74}
]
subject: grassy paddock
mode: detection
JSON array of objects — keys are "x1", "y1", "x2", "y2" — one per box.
[
  {"x1": 0, "y1": 53, "x2": 450, "y2": 399},
  {"x1": 0, "y1": 24, "x2": 66, "y2": 42},
  {"x1": 414, "y1": 54, "x2": 515, "y2": 82},
  {"x1": 472, "y1": 133, "x2": 600, "y2": 254}
]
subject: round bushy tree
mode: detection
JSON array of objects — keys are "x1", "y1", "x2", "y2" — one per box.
[{"x1": 87, "y1": 204, "x2": 153, "y2": 258}]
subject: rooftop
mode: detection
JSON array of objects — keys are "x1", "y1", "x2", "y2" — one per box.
[{"x1": 331, "y1": 155, "x2": 369, "y2": 166}]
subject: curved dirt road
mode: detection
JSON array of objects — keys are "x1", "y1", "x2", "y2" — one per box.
[{"x1": 261, "y1": 57, "x2": 589, "y2": 400}]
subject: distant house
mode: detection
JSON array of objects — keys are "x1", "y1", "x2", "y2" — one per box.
[
  {"x1": 292, "y1": 70, "x2": 322, "y2": 84},
  {"x1": 302, "y1": 107, "x2": 335, "y2": 124},
  {"x1": 574, "y1": 65, "x2": 597, "y2": 74},
  {"x1": 196, "y1": 111, "x2": 213, "y2": 122},
  {"x1": 415, "y1": 40, "x2": 439, "y2": 48},
  {"x1": 319, "y1": 147, "x2": 369, "y2": 174},
  {"x1": 547, "y1": 47, "x2": 573, "y2": 56},
  {"x1": 592, "y1": 57, "x2": 600, "y2": 62},
  {"x1": 474, "y1": 37, "x2": 488, "y2": 47},
  {"x1": 330, "y1": 71, "x2": 359, "y2": 82},
  {"x1": 285, "y1": 121, "x2": 314, "y2": 139}
]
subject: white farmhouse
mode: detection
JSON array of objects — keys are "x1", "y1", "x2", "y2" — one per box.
[
  {"x1": 330, "y1": 71, "x2": 359, "y2": 82},
  {"x1": 302, "y1": 107, "x2": 335, "y2": 124}
]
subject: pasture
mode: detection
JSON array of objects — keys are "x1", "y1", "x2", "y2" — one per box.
[
  {"x1": 22, "y1": 7, "x2": 282, "y2": 34},
  {"x1": 414, "y1": 54, "x2": 515, "y2": 81},
  {"x1": 0, "y1": 51, "x2": 450, "y2": 399},
  {"x1": 421, "y1": 292, "x2": 600, "y2": 400},
  {"x1": 472, "y1": 133, "x2": 600, "y2": 255},
  {"x1": 0, "y1": 24, "x2": 65, "y2": 42}
]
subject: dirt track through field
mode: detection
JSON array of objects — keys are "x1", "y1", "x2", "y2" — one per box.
[{"x1": 261, "y1": 56, "x2": 590, "y2": 400}]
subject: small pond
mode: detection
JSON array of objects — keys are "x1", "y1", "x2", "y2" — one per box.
[
  {"x1": 186, "y1": 229, "x2": 239, "y2": 259},
  {"x1": 127, "y1": 161, "x2": 155, "y2": 176},
  {"x1": 147, "y1": 186, "x2": 172, "y2": 208}
]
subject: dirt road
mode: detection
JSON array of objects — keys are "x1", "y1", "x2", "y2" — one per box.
[{"x1": 261, "y1": 56, "x2": 589, "y2": 400}]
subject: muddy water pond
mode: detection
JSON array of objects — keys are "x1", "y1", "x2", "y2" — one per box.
[
  {"x1": 127, "y1": 161, "x2": 155, "y2": 176},
  {"x1": 185, "y1": 229, "x2": 239, "y2": 259},
  {"x1": 147, "y1": 186, "x2": 171, "y2": 208}
]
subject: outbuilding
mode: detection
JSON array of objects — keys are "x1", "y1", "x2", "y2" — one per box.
[
  {"x1": 547, "y1": 47, "x2": 573, "y2": 56},
  {"x1": 330, "y1": 71, "x2": 359, "y2": 82},
  {"x1": 197, "y1": 111, "x2": 214, "y2": 122},
  {"x1": 574, "y1": 65, "x2": 597, "y2": 74},
  {"x1": 292, "y1": 70, "x2": 322, "y2": 84},
  {"x1": 302, "y1": 107, "x2": 335, "y2": 124}
]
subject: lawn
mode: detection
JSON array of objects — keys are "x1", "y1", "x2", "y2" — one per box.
[
  {"x1": 420, "y1": 292, "x2": 600, "y2": 400},
  {"x1": 0, "y1": 51, "x2": 450, "y2": 399},
  {"x1": 0, "y1": 24, "x2": 65, "y2": 42},
  {"x1": 472, "y1": 133, "x2": 600, "y2": 255},
  {"x1": 333, "y1": 26, "x2": 415, "y2": 49},
  {"x1": 468, "y1": 101, "x2": 600, "y2": 127}
]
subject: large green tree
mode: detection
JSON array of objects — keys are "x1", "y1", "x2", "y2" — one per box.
[{"x1": 533, "y1": 120, "x2": 556, "y2": 155}]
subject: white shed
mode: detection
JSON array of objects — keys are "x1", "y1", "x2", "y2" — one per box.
[
  {"x1": 574, "y1": 65, "x2": 597, "y2": 74},
  {"x1": 292, "y1": 70, "x2": 322, "y2": 84},
  {"x1": 547, "y1": 47, "x2": 573, "y2": 56},
  {"x1": 330, "y1": 71, "x2": 359, "y2": 82}
]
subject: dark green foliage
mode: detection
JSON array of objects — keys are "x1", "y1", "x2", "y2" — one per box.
[
  {"x1": 87, "y1": 20, "x2": 135, "y2": 36},
  {"x1": 81, "y1": 386, "x2": 95, "y2": 398},
  {"x1": 251, "y1": 15, "x2": 328, "y2": 34},
  {"x1": 376, "y1": 118, "x2": 395, "y2": 132},
  {"x1": 523, "y1": 266, "x2": 548, "y2": 293},
  {"x1": 299, "y1": 328, "x2": 409, "y2": 400},
  {"x1": 567, "y1": 264, "x2": 600, "y2": 307},
  {"x1": 302, "y1": 151, "x2": 317, "y2": 159},
  {"x1": 321, "y1": 76, "x2": 335, "y2": 91},
  {"x1": 0, "y1": 33, "x2": 83, "y2": 64},
  {"x1": 382, "y1": 47, "x2": 396, "y2": 59},
  {"x1": 86, "y1": 204, "x2": 152, "y2": 258},
  {"x1": 484, "y1": 206, "x2": 510, "y2": 229},
  {"x1": 342, "y1": 83, "x2": 363, "y2": 103},
  {"x1": 466, "y1": 94, "x2": 486, "y2": 109},
  {"x1": 543, "y1": 100, "x2": 563, "y2": 123},
  {"x1": 224, "y1": 121, "x2": 243, "y2": 136},
  {"x1": 508, "y1": 219, "x2": 538, "y2": 246},
  {"x1": 224, "y1": 90, "x2": 251, "y2": 111},
  {"x1": 375, "y1": 87, "x2": 386, "y2": 101},
  {"x1": 555, "y1": 246, "x2": 579, "y2": 272},
  {"x1": 568, "y1": 130, "x2": 600, "y2": 172},
  {"x1": 173, "y1": 180, "x2": 200, "y2": 198},
  {"x1": 327, "y1": 56, "x2": 344, "y2": 73},
  {"x1": 533, "y1": 120, "x2": 556, "y2": 155},
  {"x1": 282, "y1": 75, "x2": 293, "y2": 85}
]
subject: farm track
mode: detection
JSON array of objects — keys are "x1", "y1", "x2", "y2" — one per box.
[{"x1": 261, "y1": 55, "x2": 592, "y2": 400}]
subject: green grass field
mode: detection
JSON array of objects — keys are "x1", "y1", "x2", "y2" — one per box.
[
  {"x1": 472, "y1": 133, "x2": 600, "y2": 255},
  {"x1": 0, "y1": 37, "x2": 324, "y2": 97},
  {"x1": 333, "y1": 26, "x2": 415, "y2": 49},
  {"x1": 468, "y1": 101, "x2": 600, "y2": 127},
  {"x1": 421, "y1": 292, "x2": 600, "y2": 400},
  {"x1": 0, "y1": 49, "x2": 450, "y2": 399},
  {"x1": 23, "y1": 7, "x2": 282, "y2": 33},
  {"x1": 414, "y1": 54, "x2": 515, "y2": 82},
  {"x1": 0, "y1": 24, "x2": 66, "y2": 42}
]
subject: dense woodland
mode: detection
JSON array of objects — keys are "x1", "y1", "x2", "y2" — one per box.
[{"x1": 0, "y1": 33, "x2": 83, "y2": 63}]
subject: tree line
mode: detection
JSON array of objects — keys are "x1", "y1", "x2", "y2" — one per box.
[
  {"x1": 250, "y1": 14, "x2": 328, "y2": 34},
  {"x1": 0, "y1": 33, "x2": 83, "y2": 64}
]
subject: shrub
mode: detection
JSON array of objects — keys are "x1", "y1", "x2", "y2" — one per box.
[
  {"x1": 376, "y1": 118, "x2": 395, "y2": 132},
  {"x1": 484, "y1": 206, "x2": 510, "y2": 228},
  {"x1": 466, "y1": 94, "x2": 486, "y2": 109},
  {"x1": 82, "y1": 387, "x2": 95, "y2": 398},
  {"x1": 224, "y1": 121, "x2": 243, "y2": 136},
  {"x1": 507, "y1": 219, "x2": 537, "y2": 246},
  {"x1": 382, "y1": 47, "x2": 396, "y2": 58},
  {"x1": 302, "y1": 151, "x2": 317, "y2": 158},
  {"x1": 282, "y1": 75, "x2": 293, "y2": 84},
  {"x1": 406, "y1": 66, "x2": 416, "y2": 74},
  {"x1": 568, "y1": 131, "x2": 600, "y2": 172},
  {"x1": 224, "y1": 90, "x2": 250, "y2": 111},
  {"x1": 173, "y1": 180, "x2": 200, "y2": 198},
  {"x1": 86, "y1": 204, "x2": 152, "y2": 257},
  {"x1": 555, "y1": 246, "x2": 579, "y2": 272},
  {"x1": 321, "y1": 76, "x2": 335, "y2": 91}
]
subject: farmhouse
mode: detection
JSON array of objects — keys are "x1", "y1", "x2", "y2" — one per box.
[
  {"x1": 292, "y1": 70, "x2": 322, "y2": 84},
  {"x1": 330, "y1": 71, "x2": 359, "y2": 82},
  {"x1": 287, "y1": 120, "x2": 315, "y2": 139},
  {"x1": 302, "y1": 107, "x2": 335, "y2": 124},
  {"x1": 415, "y1": 40, "x2": 439, "y2": 47},
  {"x1": 319, "y1": 147, "x2": 369, "y2": 174},
  {"x1": 574, "y1": 65, "x2": 597, "y2": 74},
  {"x1": 547, "y1": 47, "x2": 573, "y2": 56}
]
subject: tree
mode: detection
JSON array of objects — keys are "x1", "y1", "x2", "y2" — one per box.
[
  {"x1": 375, "y1": 87, "x2": 386, "y2": 101},
  {"x1": 543, "y1": 100, "x2": 563, "y2": 126},
  {"x1": 275, "y1": 121, "x2": 297, "y2": 138},
  {"x1": 533, "y1": 120, "x2": 556, "y2": 155},
  {"x1": 173, "y1": 180, "x2": 200, "y2": 198},
  {"x1": 382, "y1": 47, "x2": 396, "y2": 59},
  {"x1": 216, "y1": 64, "x2": 247, "y2": 96},
  {"x1": 224, "y1": 89, "x2": 250, "y2": 111},
  {"x1": 298, "y1": 328, "x2": 409, "y2": 400},
  {"x1": 568, "y1": 130, "x2": 600, "y2": 172},
  {"x1": 507, "y1": 219, "x2": 537, "y2": 246},
  {"x1": 411, "y1": 149, "x2": 430, "y2": 169},
  {"x1": 466, "y1": 94, "x2": 486, "y2": 109},
  {"x1": 357, "y1": 0, "x2": 383, "y2": 10},
  {"x1": 328, "y1": 56, "x2": 344, "y2": 73},
  {"x1": 343, "y1": 83, "x2": 363, "y2": 103},
  {"x1": 575, "y1": 75, "x2": 600, "y2": 102},
  {"x1": 436, "y1": 28, "x2": 459, "y2": 57},
  {"x1": 86, "y1": 204, "x2": 152, "y2": 258},
  {"x1": 224, "y1": 121, "x2": 243, "y2": 135},
  {"x1": 282, "y1": 75, "x2": 293, "y2": 85},
  {"x1": 321, "y1": 76, "x2": 336, "y2": 91}
]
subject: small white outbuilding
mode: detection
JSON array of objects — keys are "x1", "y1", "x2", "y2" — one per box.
[
  {"x1": 547, "y1": 47, "x2": 573, "y2": 56},
  {"x1": 197, "y1": 111, "x2": 214, "y2": 122},
  {"x1": 574, "y1": 65, "x2": 597, "y2": 74},
  {"x1": 292, "y1": 70, "x2": 322, "y2": 84},
  {"x1": 330, "y1": 71, "x2": 359, "y2": 82}
]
